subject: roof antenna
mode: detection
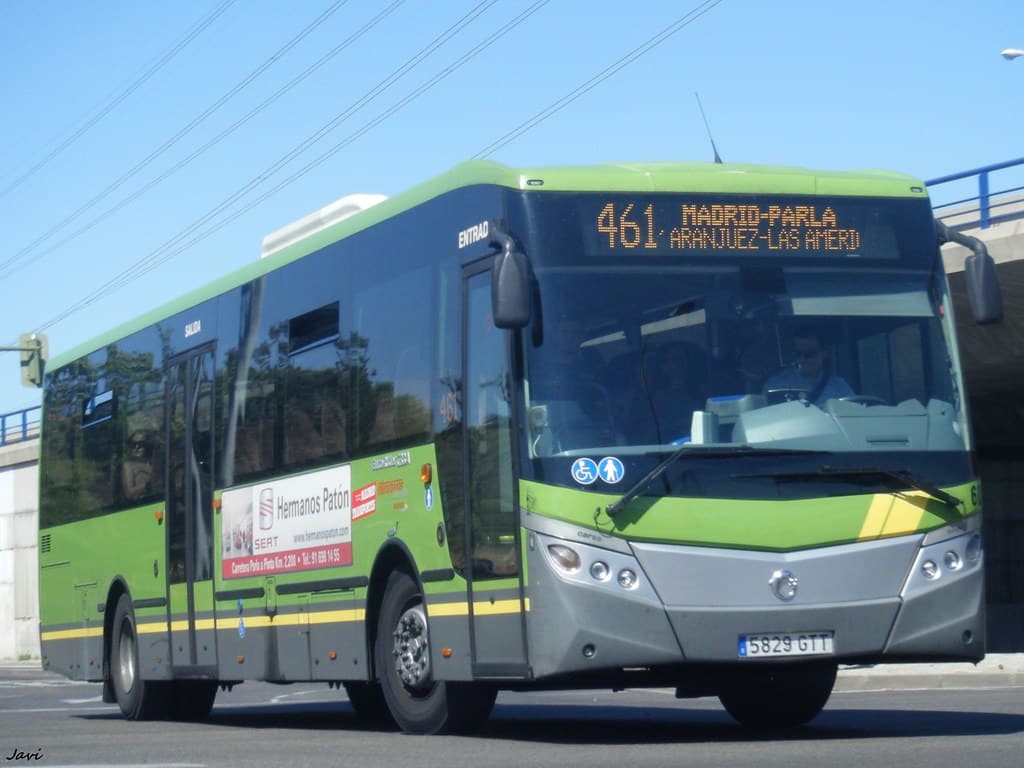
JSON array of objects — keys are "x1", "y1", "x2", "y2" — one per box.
[{"x1": 695, "y1": 92, "x2": 723, "y2": 164}]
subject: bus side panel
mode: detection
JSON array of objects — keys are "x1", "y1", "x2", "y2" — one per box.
[
  {"x1": 134, "y1": 603, "x2": 172, "y2": 681},
  {"x1": 422, "y1": 577, "x2": 479, "y2": 682},
  {"x1": 39, "y1": 505, "x2": 167, "y2": 681},
  {"x1": 308, "y1": 592, "x2": 367, "y2": 680},
  {"x1": 206, "y1": 187, "x2": 502, "y2": 684},
  {"x1": 215, "y1": 608, "x2": 269, "y2": 681}
]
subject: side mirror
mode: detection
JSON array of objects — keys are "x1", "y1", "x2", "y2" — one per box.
[
  {"x1": 964, "y1": 249, "x2": 1004, "y2": 324},
  {"x1": 936, "y1": 221, "x2": 1003, "y2": 324},
  {"x1": 490, "y1": 228, "x2": 531, "y2": 329}
]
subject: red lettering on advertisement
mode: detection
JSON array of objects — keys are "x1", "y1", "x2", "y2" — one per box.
[
  {"x1": 222, "y1": 543, "x2": 353, "y2": 579},
  {"x1": 352, "y1": 483, "x2": 377, "y2": 521}
]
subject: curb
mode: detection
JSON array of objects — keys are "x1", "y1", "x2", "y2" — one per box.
[
  {"x1": 835, "y1": 654, "x2": 1024, "y2": 691},
  {"x1": 836, "y1": 672, "x2": 1024, "y2": 691}
]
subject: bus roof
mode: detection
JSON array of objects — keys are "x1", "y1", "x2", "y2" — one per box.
[{"x1": 46, "y1": 159, "x2": 928, "y2": 371}]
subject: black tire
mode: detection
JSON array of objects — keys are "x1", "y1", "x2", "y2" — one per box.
[
  {"x1": 342, "y1": 681, "x2": 393, "y2": 722},
  {"x1": 166, "y1": 680, "x2": 217, "y2": 722},
  {"x1": 109, "y1": 593, "x2": 167, "y2": 720},
  {"x1": 718, "y1": 661, "x2": 837, "y2": 728},
  {"x1": 375, "y1": 570, "x2": 496, "y2": 734}
]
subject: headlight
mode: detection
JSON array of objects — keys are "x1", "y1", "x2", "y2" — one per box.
[
  {"x1": 590, "y1": 560, "x2": 611, "y2": 581},
  {"x1": 617, "y1": 569, "x2": 638, "y2": 589},
  {"x1": 547, "y1": 544, "x2": 581, "y2": 572},
  {"x1": 965, "y1": 534, "x2": 982, "y2": 564}
]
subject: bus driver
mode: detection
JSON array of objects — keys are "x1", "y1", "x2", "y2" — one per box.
[{"x1": 762, "y1": 326, "x2": 853, "y2": 406}]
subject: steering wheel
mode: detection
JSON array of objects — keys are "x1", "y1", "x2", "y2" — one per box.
[
  {"x1": 765, "y1": 387, "x2": 811, "y2": 404},
  {"x1": 531, "y1": 429, "x2": 562, "y2": 457}
]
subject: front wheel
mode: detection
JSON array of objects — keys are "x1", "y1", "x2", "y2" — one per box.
[
  {"x1": 718, "y1": 661, "x2": 837, "y2": 728},
  {"x1": 343, "y1": 681, "x2": 392, "y2": 722},
  {"x1": 374, "y1": 570, "x2": 495, "y2": 734},
  {"x1": 109, "y1": 593, "x2": 166, "y2": 720}
]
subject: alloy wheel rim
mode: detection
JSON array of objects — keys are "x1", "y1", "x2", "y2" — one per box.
[
  {"x1": 392, "y1": 604, "x2": 431, "y2": 691},
  {"x1": 117, "y1": 618, "x2": 136, "y2": 693}
]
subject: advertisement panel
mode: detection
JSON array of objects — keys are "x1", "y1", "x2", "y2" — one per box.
[{"x1": 221, "y1": 465, "x2": 352, "y2": 579}]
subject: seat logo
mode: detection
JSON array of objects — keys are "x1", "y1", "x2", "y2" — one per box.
[{"x1": 769, "y1": 569, "x2": 799, "y2": 601}]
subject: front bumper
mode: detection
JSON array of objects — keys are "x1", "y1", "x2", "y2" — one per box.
[{"x1": 524, "y1": 518, "x2": 984, "y2": 679}]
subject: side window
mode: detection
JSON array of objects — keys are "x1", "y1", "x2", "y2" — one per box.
[
  {"x1": 120, "y1": 380, "x2": 164, "y2": 505},
  {"x1": 232, "y1": 377, "x2": 277, "y2": 482},
  {"x1": 354, "y1": 264, "x2": 433, "y2": 453},
  {"x1": 283, "y1": 302, "x2": 347, "y2": 468},
  {"x1": 80, "y1": 386, "x2": 117, "y2": 512},
  {"x1": 40, "y1": 367, "x2": 84, "y2": 528},
  {"x1": 227, "y1": 286, "x2": 279, "y2": 484}
]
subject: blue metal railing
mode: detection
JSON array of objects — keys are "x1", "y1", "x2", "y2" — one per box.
[
  {"x1": 0, "y1": 405, "x2": 40, "y2": 446},
  {"x1": 927, "y1": 157, "x2": 1024, "y2": 229}
]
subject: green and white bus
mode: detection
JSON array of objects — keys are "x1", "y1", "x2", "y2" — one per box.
[{"x1": 38, "y1": 160, "x2": 1000, "y2": 733}]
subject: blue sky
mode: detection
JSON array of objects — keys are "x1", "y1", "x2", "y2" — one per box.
[{"x1": 1, "y1": 0, "x2": 1022, "y2": 413}]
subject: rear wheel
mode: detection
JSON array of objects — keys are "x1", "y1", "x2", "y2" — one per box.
[
  {"x1": 166, "y1": 680, "x2": 217, "y2": 721},
  {"x1": 110, "y1": 593, "x2": 167, "y2": 720},
  {"x1": 718, "y1": 661, "x2": 837, "y2": 728},
  {"x1": 375, "y1": 570, "x2": 495, "y2": 734}
]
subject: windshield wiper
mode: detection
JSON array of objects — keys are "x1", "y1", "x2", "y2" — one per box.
[
  {"x1": 733, "y1": 465, "x2": 963, "y2": 511},
  {"x1": 604, "y1": 445, "x2": 822, "y2": 518}
]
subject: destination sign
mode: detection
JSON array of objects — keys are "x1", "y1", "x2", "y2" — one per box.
[{"x1": 594, "y1": 200, "x2": 865, "y2": 254}]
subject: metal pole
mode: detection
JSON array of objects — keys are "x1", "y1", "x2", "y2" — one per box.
[{"x1": 979, "y1": 171, "x2": 990, "y2": 229}]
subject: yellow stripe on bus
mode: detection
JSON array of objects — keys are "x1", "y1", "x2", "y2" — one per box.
[
  {"x1": 881, "y1": 492, "x2": 930, "y2": 535},
  {"x1": 308, "y1": 608, "x2": 365, "y2": 625},
  {"x1": 168, "y1": 618, "x2": 217, "y2": 632},
  {"x1": 859, "y1": 492, "x2": 929, "y2": 540},
  {"x1": 39, "y1": 626, "x2": 103, "y2": 642},
  {"x1": 44, "y1": 600, "x2": 519, "y2": 642},
  {"x1": 427, "y1": 598, "x2": 530, "y2": 617},
  {"x1": 858, "y1": 494, "x2": 892, "y2": 539}
]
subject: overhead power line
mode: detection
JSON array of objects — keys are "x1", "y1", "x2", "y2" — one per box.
[
  {"x1": 127, "y1": 0, "x2": 554, "y2": 268},
  {"x1": 0, "y1": 0, "x2": 239, "y2": 199},
  {"x1": 0, "y1": 0, "x2": 357, "y2": 279},
  {"x1": 34, "y1": 0, "x2": 540, "y2": 333},
  {"x1": 474, "y1": 0, "x2": 724, "y2": 158}
]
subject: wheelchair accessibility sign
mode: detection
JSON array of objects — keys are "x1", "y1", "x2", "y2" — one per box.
[{"x1": 571, "y1": 456, "x2": 624, "y2": 486}]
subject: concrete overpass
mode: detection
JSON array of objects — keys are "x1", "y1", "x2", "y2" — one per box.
[
  {"x1": 0, "y1": 418, "x2": 39, "y2": 660},
  {"x1": 935, "y1": 158, "x2": 1024, "y2": 652},
  {"x1": 2, "y1": 161, "x2": 1024, "y2": 659}
]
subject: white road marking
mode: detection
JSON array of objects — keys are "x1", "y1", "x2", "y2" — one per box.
[{"x1": 61, "y1": 695, "x2": 104, "y2": 704}]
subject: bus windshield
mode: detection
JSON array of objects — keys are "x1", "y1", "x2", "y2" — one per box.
[{"x1": 516, "y1": 192, "x2": 971, "y2": 497}]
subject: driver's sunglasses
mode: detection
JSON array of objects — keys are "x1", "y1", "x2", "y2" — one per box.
[{"x1": 793, "y1": 348, "x2": 822, "y2": 360}]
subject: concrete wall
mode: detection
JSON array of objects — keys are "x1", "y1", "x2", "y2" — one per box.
[
  {"x1": 0, "y1": 440, "x2": 39, "y2": 660},
  {"x1": 941, "y1": 198, "x2": 1024, "y2": 652}
]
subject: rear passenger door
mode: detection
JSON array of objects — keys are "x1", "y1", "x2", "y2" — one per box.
[{"x1": 166, "y1": 345, "x2": 218, "y2": 674}]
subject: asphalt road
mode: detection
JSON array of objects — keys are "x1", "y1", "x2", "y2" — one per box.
[{"x1": 2, "y1": 663, "x2": 1023, "y2": 768}]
